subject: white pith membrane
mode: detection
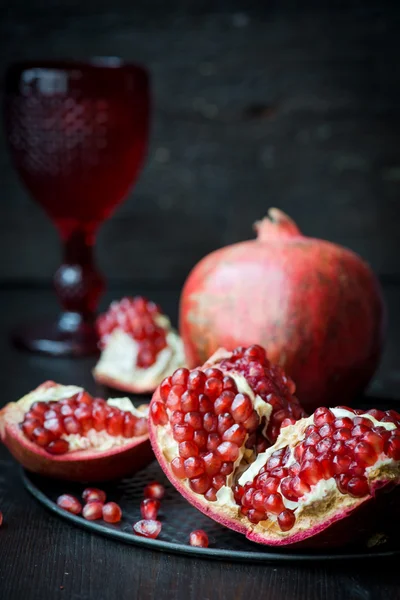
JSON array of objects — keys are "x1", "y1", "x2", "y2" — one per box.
[
  {"x1": 93, "y1": 315, "x2": 186, "y2": 390},
  {"x1": 155, "y1": 371, "x2": 272, "y2": 491},
  {"x1": 155, "y1": 401, "x2": 400, "y2": 542},
  {"x1": 1, "y1": 383, "x2": 149, "y2": 454}
]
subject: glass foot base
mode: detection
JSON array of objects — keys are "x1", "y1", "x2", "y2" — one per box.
[{"x1": 11, "y1": 312, "x2": 100, "y2": 357}]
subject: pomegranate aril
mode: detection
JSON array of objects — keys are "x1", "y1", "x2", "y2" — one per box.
[
  {"x1": 181, "y1": 391, "x2": 199, "y2": 413},
  {"x1": 203, "y1": 412, "x2": 218, "y2": 433},
  {"x1": 354, "y1": 441, "x2": 377, "y2": 466},
  {"x1": 318, "y1": 424, "x2": 334, "y2": 439},
  {"x1": 333, "y1": 428, "x2": 352, "y2": 441},
  {"x1": 60, "y1": 404, "x2": 74, "y2": 417},
  {"x1": 76, "y1": 391, "x2": 93, "y2": 406},
  {"x1": 242, "y1": 488, "x2": 255, "y2": 507},
  {"x1": 150, "y1": 402, "x2": 168, "y2": 427},
  {"x1": 270, "y1": 467, "x2": 288, "y2": 479},
  {"x1": 222, "y1": 376, "x2": 237, "y2": 391},
  {"x1": 299, "y1": 459, "x2": 323, "y2": 485},
  {"x1": 189, "y1": 474, "x2": 211, "y2": 494},
  {"x1": 304, "y1": 431, "x2": 321, "y2": 446},
  {"x1": 63, "y1": 416, "x2": 82, "y2": 435},
  {"x1": 171, "y1": 457, "x2": 186, "y2": 478},
  {"x1": 207, "y1": 433, "x2": 221, "y2": 451},
  {"x1": 106, "y1": 411, "x2": 124, "y2": 436},
  {"x1": 198, "y1": 395, "x2": 213, "y2": 413},
  {"x1": 184, "y1": 456, "x2": 205, "y2": 478},
  {"x1": 281, "y1": 417, "x2": 296, "y2": 428},
  {"x1": 243, "y1": 412, "x2": 260, "y2": 432},
  {"x1": 82, "y1": 501, "x2": 103, "y2": 521},
  {"x1": 220, "y1": 461, "x2": 234, "y2": 476},
  {"x1": 159, "y1": 377, "x2": 172, "y2": 402},
  {"x1": 303, "y1": 446, "x2": 318, "y2": 461},
  {"x1": 222, "y1": 424, "x2": 246, "y2": 445},
  {"x1": 46, "y1": 439, "x2": 69, "y2": 454},
  {"x1": 187, "y1": 370, "x2": 206, "y2": 392},
  {"x1": 217, "y1": 413, "x2": 235, "y2": 435},
  {"x1": 82, "y1": 488, "x2": 107, "y2": 503},
  {"x1": 291, "y1": 475, "x2": 311, "y2": 497},
  {"x1": 352, "y1": 424, "x2": 370, "y2": 437},
  {"x1": 204, "y1": 367, "x2": 223, "y2": 380},
  {"x1": 212, "y1": 474, "x2": 226, "y2": 490},
  {"x1": 43, "y1": 417, "x2": 65, "y2": 438},
  {"x1": 166, "y1": 385, "x2": 185, "y2": 410},
  {"x1": 362, "y1": 431, "x2": 384, "y2": 454},
  {"x1": 102, "y1": 502, "x2": 122, "y2": 523},
  {"x1": 184, "y1": 411, "x2": 203, "y2": 430},
  {"x1": 173, "y1": 423, "x2": 194, "y2": 442},
  {"x1": 31, "y1": 401, "x2": 48, "y2": 416},
  {"x1": 179, "y1": 441, "x2": 199, "y2": 458},
  {"x1": 144, "y1": 482, "x2": 165, "y2": 500},
  {"x1": 133, "y1": 519, "x2": 162, "y2": 539},
  {"x1": 92, "y1": 406, "x2": 107, "y2": 431},
  {"x1": 294, "y1": 443, "x2": 305, "y2": 462},
  {"x1": 248, "y1": 509, "x2": 266, "y2": 524},
  {"x1": 349, "y1": 461, "x2": 365, "y2": 476},
  {"x1": 170, "y1": 410, "x2": 185, "y2": 425},
  {"x1": 44, "y1": 409, "x2": 58, "y2": 420},
  {"x1": 288, "y1": 462, "x2": 301, "y2": 477},
  {"x1": 333, "y1": 417, "x2": 353, "y2": 430},
  {"x1": 189, "y1": 529, "x2": 209, "y2": 547},
  {"x1": 216, "y1": 441, "x2": 239, "y2": 462},
  {"x1": 332, "y1": 454, "x2": 352, "y2": 474},
  {"x1": 386, "y1": 434, "x2": 400, "y2": 460},
  {"x1": 277, "y1": 509, "x2": 296, "y2": 531},
  {"x1": 74, "y1": 406, "x2": 93, "y2": 433},
  {"x1": 280, "y1": 477, "x2": 298, "y2": 501},
  {"x1": 331, "y1": 441, "x2": 347, "y2": 455},
  {"x1": 316, "y1": 437, "x2": 333, "y2": 455},
  {"x1": 346, "y1": 476, "x2": 369, "y2": 498},
  {"x1": 318, "y1": 454, "x2": 335, "y2": 479},
  {"x1": 193, "y1": 430, "x2": 207, "y2": 449},
  {"x1": 252, "y1": 490, "x2": 267, "y2": 511},
  {"x1": 32, "y1": 427, "x2": 52, "y2": 447},
  {"x1": 203, "y1": 452, "x2": 222, "y2": 476},
  {"x1": 204, "y1": 377, "x2": 223, "y2": 400},
  {"x1": 353, "y1": 417, "x2": 373, "y2": 428},
  {"x1": 336, "y1": 474, "x2": 351, "y2": 494},
  {"x1": 171, "y1": 367, "x2": 190, "y2": 386},
  {"x1": 57, "y1": 494, "x2": 82, "y2": 515},
  {"x1": 366, "y1": 409, "x2": 386, "y2": 421},
  {"x1": 313, "y1": 407, "x2": 334, "y2": 427},
  {"x1": 214, "y1": 391, "x2": 235, "y2": 415},
  {"x1": 21, "y1": 418, "x2": 42, "y2": 439},
  {"x1": 204, "y1": 487, "x2": 218, "y2": 501},
  {"x1": 231, "y1": 393, "x2": 254, "y2": 423}
]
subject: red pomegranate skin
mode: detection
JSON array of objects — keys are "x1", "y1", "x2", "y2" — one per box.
[{"x1": 180, "y1": 209, "x2": 386, "y2": 412}]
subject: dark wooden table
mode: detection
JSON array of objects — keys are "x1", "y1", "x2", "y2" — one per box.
[{"x1": 1, "y1": 288, "x2": 400, "y2": 600}]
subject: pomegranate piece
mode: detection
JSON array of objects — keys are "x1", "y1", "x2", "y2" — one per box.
[
  {"x1": 133, "y1": 519, "x2": 162, "y2": 539},
  {"x1": 46, "y1": 439, "x2": 69, "y2": 455},
  {"x1": 57, "y1": 494, "x2": 82, "y2": 515},
  {"x1": 189, "y1": 529, "x2": 209, "y2": 547},
  {"x1": 82, "y1": 488, "x2": 107, "y2": 504},
  {"x1": 82, "y1": 501, "x2": 104, "y2": 521},
  {"x1": 102, "y1": 502, "x2": 122, "y2": 523},
  {"x1": 141, "y1": 499, "x2": 160, "y2": 520},
  {"x1": 144, "y1": 482, "x2": 165, "y2": 500}
]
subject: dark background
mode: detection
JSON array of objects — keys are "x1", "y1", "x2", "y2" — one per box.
[{"x1": 0, "y1": 0, "x2": 399, "y2": 395}]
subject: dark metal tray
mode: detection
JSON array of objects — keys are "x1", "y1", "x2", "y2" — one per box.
[{"x1": 21, "y1": 460, "x2": 400, "y2": 563}]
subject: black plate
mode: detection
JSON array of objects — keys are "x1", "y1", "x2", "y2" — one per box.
[{"x1": 22, "y1": 461, "x2": 400, "y2": 563}]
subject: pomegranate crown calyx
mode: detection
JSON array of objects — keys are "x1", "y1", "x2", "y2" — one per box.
[{"x1": 254, "y1": 208, "x2": 302, "y2": 241}]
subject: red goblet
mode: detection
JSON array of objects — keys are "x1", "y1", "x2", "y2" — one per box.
[{"x1": 3, "y1": 59, "x2": 150, "y2": 356}]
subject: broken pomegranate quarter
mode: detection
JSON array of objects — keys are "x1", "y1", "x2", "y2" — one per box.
[
  {"x1": 149, "y1": 345, "x2": 400, "y2": 547},
  {"x1": 93, "y1": 296, "x2": 186, "y2": 394},
  {"x1": 0, "y1": 381, "x2": 153, "y2": 482}
]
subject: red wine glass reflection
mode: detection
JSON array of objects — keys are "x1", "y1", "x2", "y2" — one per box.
[{"x1": 3, "y1": 60, "x2": 150, "y2": 355}]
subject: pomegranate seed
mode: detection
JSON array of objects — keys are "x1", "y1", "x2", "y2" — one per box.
[
  {"x1": 203, "y1": 412, "x2": 218, "y2": 432},
  {"x1": 222, "y1": 376, "x2": 237, "y2": 391},
  {"x1": 159, "y1": 377, "x2": 172, "y2": 402},
  {"x1": 316, "y1": 437, "x2": 333, "y2": 454},
  {"x1": 333, "y1": 417, "x2": 353, "y2": 430},
  {"x1": 31, "y1": 401, "x2": 48, "y2": 416},
  {"x1": 354, "y1": 442, "x2": 377, "y2": 466},
  {"x1": 243, "y1": 411, "x2": 260, "y2": 432},
  {"x1": 212, "y1": 474, "x2": 226, "y2": 490},
  {"x1": 333, "y1": 428, "x2": 352, "y2": 441},
  {"x1": 187, "y1": 370, "x2": 206, "y2": 392},
  {"x1": 46, "y1": 439, "x2": 69, "y2": 455},
  {"x1": 318, "y1": 454, "x2": 335, "y2": 479},
  {"x1": 83, "y1": 501, "x2": 104, "y2": 521},
  {"x1": 189, "y1": 474, "x2": 211, "y2": 494},
  {"x1": 144, "y1": 482, "x2": 165, "y2": 500},
  {"x1": 264, "y1": 492, "x2": 285, "y2": 514},
  {"x1": 21, "y1": 418, "x2": 42, "y2": 439},
  {"x1": 281, "y1": 418, "x2": 296, "y2": 428},
  {"x1": 63, "y1": 416, "x2": 82, "y2": 435},
  {"x1": 204, "y1": 367, "x2": 223, "y2": 380},
  {"x1": 294, "y1": 443, "x2": 305, "y2": 462},
  {"x1": 44, "y1": 409, "x2": 58, "y2": 420},
  {"x1": 336, "y1": 474, "x2": 351, "y2": 494},
  {"x1": 133, "y1": 415, "x2": 149, "y2": 437},
  {"x1": 366, "y1": 409, "x2": 386, "y2": 421},
  {"x1": 349, "y1": 461, "x2": 365, "y2": 476},
  {"x1": 353, "y1": 417, "x2": 373, "y2": 428},
  {"x1": 332, "y1": 454, "x2": 352, "y2": 474},
  {"x1": 184, "y1": 456, "x2": 205, "y2": 478},
  {"x1": 166, "y1": 385, "x2": 185, "y2": 411},
  {"x1": 171, "y1": 457, "x2": 186, "y2": 478},
  {"x1": 43, "y1": 417, "x2": 65, "y2": 439},
  {"x1": 220, "y1": 462, "x2": 234, "y2": 475},
  {"x1": 92, "y1": 405, "x2": 107, "y2": 431},
  {"x1": 362, "y1": 431, "x2": 384, "y2": 454},
  {"x1": 331, "y1": 441, "x2": 347, "y2": 455},
  {"x1": 198, "y1": 395, "x2": 213, "y2": 413},
  {"x1": 231, "y1": 394, "x2": 253, "y2": 422},
  {"x1": 291, "y1": 475, "x2": 311, "y2": 497},
  {"x1": 102, "y1": 502, "x2": 122, "y2": 523},
  {"x1": 248, "y1": 509, "x2": 266, "y2": 523},
  {"x1": 60, "y1": 404, "x2": 74, "y2": 417},
  {"x1": 288, "y1": 462, "x2": 301, "y2": 476},
  {"x1": 217, "y1": 413, "x2": 235, "y2": 435},
  {"x1": 216, "y1": 441, "x2": 239, "y2": 462},
  {"x1": 150, "y1": 402, "x2": 168, "y2": 426},
  {"x1": 280, "y1": 477, "x2": 298, "y2": 501},
  {"x1": 204, "y1": 377, "x2": 223, "y2": 399},
  {"x1": 222, "y1": 424, "x2": 247, "y2": 445},
  {"x1": 57, "y1": 494, "x2": 82, "y2": 515},
  {"x1": 277, "y1": 509, "x2": 296, "y2": 531},
  {"x1": 299, "y1": 459, "x2": 323, "y2": 485},
  {"x1": 133, "y1": 519, "x2": 162, "y2": 539},
  {"x1": 386, "y1": 434, "x2": 400, "y2": 460},
  {"x1": 170, "y1": 410, "x2": 185, "y2": 425},
  {"x1": 352, "y1": 424, "x2": 370, "y2": 437},
  {"x1": 204, "y1": 488, "x2": 218, "y2": 501},
  {"x1": 31, "y1": 427, "x2": 52, "y2": 447},
  {"x1": 171, "y1": 368, "x2": 190, "y2": 386},
  {"x1": 184, "y1": 411, "x2": 203, "y2": 430},
  {"x1": 242, "y1": 489, "x2": 255, "y2": 507},
  {"x1": 252, "y1": 490, "x2": 267, "y2": 511},
  {"x1": 346, "y1": 476, "x2": 369, "y2": 498},
  {"x1": 173, "y1": 423, "x2": 194, "y2": 442},
  {"x1": 203, "y1": 452, "x2": 223, "y2": 475},
  {"x1": 189, "y1": 529, "x2": 209, "y2": 547},
  {"x1": 193, "y1": 429, "x2": 207, "y2": 449},
  {"x1": 214, "y1": 391, "x2": 235, "y2": 415},
  {"x1": 304, "y1": 431, "x2": 321, "y2": 446},
  {"x1": 318, "y1": 424, "x2": 334, "y2": 438},
  {"x1": 303, "y1": 446, "x2": 318, "y2": 461},
  {"x1": 270, "y1": 467, "x2": 288, "y2": 479},
  {"x1": 313, "y1": 407, "x2": 335, "y2": 427},
  {"x1": 179, "y1": 440, "x2": 199, "y2": 458},
  {"x1": 181, "y1": 391, "x2": 200, "y2": 413},
  {"x1": 106, "y1": 410, "x2": 124, "y2": 436},
  {"x1": 82, "y1": 488, "x2": 107, "y2": 503},
  {"x1": 207, "y1": 433, "x2": 221, "y2": 451}
]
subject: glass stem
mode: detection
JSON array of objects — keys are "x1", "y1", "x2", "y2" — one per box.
[{"x1": 54, "y1": 228, "x2": 105, "y2": 323}]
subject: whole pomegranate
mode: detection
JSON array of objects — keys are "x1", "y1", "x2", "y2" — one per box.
[{"x1": 180, "y1": 209, "x2": 386, "y2": 412}]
